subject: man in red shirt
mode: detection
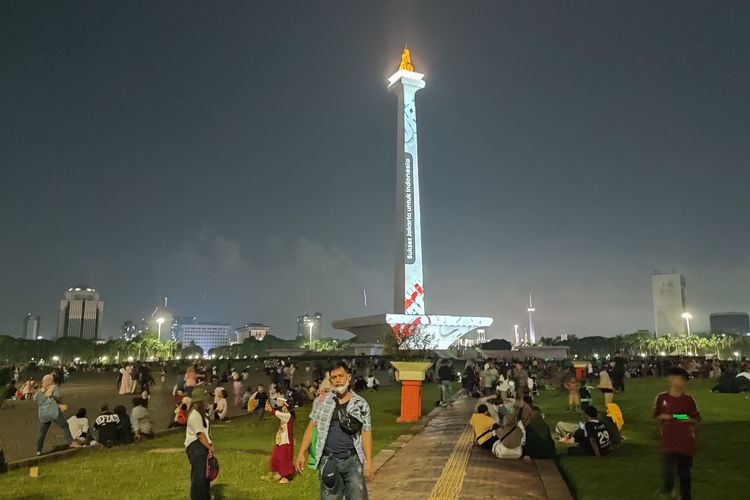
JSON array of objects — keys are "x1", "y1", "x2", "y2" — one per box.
[{"x1": 653, "y1": 367, "x2": 701, "y2": 500}]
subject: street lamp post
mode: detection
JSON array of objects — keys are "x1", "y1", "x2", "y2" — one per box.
[
  {"x1": 157, "y1": 317, "x2": 165, "y2": 341},
  {"x1": 681, "y1": 312, "x2": 692, "y2": 336}
]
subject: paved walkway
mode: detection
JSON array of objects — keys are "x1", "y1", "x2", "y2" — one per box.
[{"x1": 368, "y1": 395, "x2": 572, "y2": 500}]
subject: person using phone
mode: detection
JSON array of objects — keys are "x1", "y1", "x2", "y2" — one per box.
[{"x1": 653, "y1": 367, "x2": 701, "y2": 500}]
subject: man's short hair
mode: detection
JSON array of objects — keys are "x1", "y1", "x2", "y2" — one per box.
[
  {"x1": 584, "y1": 406, "x2": 598, "y2": 418},
  {"x1": 477, "y1": 404, "x2": 488, "y2": 414},
  {"x1": 76, "y1": 408, "x2": 87, "y2": 419},
  {"x1": 668, "y1": 367, "x2": 689, "y2": 380},
  {"x1": 331, "y1": 361, "x2": 351, "y2": 374}
]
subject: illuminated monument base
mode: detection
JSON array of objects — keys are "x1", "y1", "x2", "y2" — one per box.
[
  {"x1": 333, "y1": 314, "x2": 492, "y2": 350},
  {"x1": 333, "y1": 49, "x2": 493, "y2": 350}
]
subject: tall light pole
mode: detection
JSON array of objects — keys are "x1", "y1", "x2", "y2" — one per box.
[
  {"x1": 308, "y1": 321, "x2": 314, "y2": 345},
  {"x1": 157, "y1": 317, "x2": 165, "y2": 341},
  {"x1": 527, "y1": 293, "x2": 536, "y2": 345},
  {"x1": 513, "y1": 324, "x2": 520, "y2": 346},
  {"x1": 681, "y1": 312, "x2": 692, "y2": 336}
]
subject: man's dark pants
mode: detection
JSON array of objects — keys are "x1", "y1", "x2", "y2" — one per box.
[
  {"x1": 36, "y1": 412, "x2": 74, "y2": 453},
  {"x1": 663, "y1": 453, "x2": 692, "y2": 500},
  {"x1": 319, "y1": 454, "x2": 368, "y2": 500},
  {"x1": 186, "y1": 440, "x2": 210, "y2": 500}
]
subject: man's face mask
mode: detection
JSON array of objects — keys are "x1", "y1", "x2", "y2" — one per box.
[{"x1": 332, "y1": 383, "x2": 349, "y2": 396}]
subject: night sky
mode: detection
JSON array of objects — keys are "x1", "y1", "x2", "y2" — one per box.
[{"x1": 2, "y1": 1, "x2": 749, "y2": 340}]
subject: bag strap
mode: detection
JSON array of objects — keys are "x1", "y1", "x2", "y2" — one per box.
[
  {"x1": 498, "y1": 423, "x2": 519, "y2": 444},
  {"x1": 475, "y1": 427, "x2": 494, "y2": 443}
]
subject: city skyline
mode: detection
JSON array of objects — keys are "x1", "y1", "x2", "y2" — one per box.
[{"x1": 2, "y1": 2, "x2": 749, "y2": 340}]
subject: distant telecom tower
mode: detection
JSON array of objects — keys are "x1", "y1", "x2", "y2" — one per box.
[{"x1": 527, "y1": 293, "x2": 536, "y2": 345}]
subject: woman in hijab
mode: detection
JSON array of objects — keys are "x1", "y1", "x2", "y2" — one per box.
[
  {"x1": 523, "y1": 407, "x2": 557, "y2": 460},
  {"x1": 492, "y1": 414, "x2": 525, "y2": 459}
]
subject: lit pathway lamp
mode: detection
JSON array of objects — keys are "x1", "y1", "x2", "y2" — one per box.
[
  {"x1": 390, "y1": 360, "x2": 433, "y2": 423},
  {"x1": 681, "y1": 312, "x2": 692, "y2": 336}
]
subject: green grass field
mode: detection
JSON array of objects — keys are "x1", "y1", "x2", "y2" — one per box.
[
  {"x1": 534, "y1": 376, "x2": 750, "y2": 500},
  {"x1": 0, "y1": 383, "x2": 450, "y2": 499}
]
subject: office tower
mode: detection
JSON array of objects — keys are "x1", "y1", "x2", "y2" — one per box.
[
  {"x1": 235, "y1": 323, "x2": 270, "y2": 343},
  {"x1": 297, "y1": 313, "x2": 322, "y2": 341},
  {"x1": 710, "y1": 312, "x2": 750, "y2": 335},
  {"x1": 651, "y1": 272, "x2": 687, "y2": 336},
  {"x1": 24, "y1": 313, "x2": 40, "y2": 340},
  {"x1": 174, "y1": 321, "x2": 232, "y2": 353},
  {"x1": 57, "y1": 286, "x2": 104, "y2": 339}
]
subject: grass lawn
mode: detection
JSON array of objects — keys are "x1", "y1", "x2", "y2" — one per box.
[
  {"x1": 0, "y1": 383, "x2": 452, "y2": 499},
  {"x1": 534, "y1": 376, "x2": 750, "y2": 500}
]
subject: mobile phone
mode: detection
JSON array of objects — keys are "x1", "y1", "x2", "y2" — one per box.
[{"x1": 672, "y1": 413, "x2": 689, "y2": 420}]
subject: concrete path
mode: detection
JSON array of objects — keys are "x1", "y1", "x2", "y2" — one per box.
[{"x1": 368, "y1": 395, "x2": 572, "y2": 500}]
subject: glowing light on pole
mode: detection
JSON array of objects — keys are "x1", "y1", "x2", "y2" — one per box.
[
  {"x1": 527, "y1": 293, "x2": 536, "y2": 345},
  {"x1": 513, "y1": 324, "x2": 520, "y2": 346},
  {"x1": 681, "y1": 312, "x2": 692, "y2": 336},
  {"x1": 157, "y1": 317, "x2": 165, "y2": 340}
]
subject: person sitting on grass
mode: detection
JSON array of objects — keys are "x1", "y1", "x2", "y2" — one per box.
[
  {"x1": 522, "y1": 406, "x2": 557, "y2": 461},
  {"x1": 515, "y1": 396, "x2": 534, "y2": 427},
  {"x1": 93, "y1": 403, "x2": 121, "y2": 448},
  {"x1": 567, "y1": 406, "x2": 612, "y2": 457},
  {"x1": 491, "y1": 414, "x2": 525, "y2": 459},
  {"x1": 131, "y1": 397, "x2": 154, "y2": 440},
  {"x1": 366, "y1": 373, "x2": 380, "y2": 392},
  {"x1": 67, "y1": 408, "x2": 89, "y2": 444},
  {"x1": 114, "y1": 405, "x2": 134, "y2": 445},
  {"x1": 470, "y1": 404, "x2": 499, "y2": 450}
]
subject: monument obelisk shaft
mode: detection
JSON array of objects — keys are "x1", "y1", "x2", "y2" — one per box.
[{"x1": 388, "y1": 48, "x2": 426, "y2": 315}]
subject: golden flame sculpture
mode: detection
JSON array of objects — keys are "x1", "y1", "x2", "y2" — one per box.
[{"x1": 399, "y1": 47, "x2": 414, "y2": 71}]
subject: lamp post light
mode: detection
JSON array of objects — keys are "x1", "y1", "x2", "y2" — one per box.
[
  {"x1": 157, "y1": 317, "x2": 165, "y2": 340},
  {"x1": 513, "y1": 324, "x2": 519, "y2": 346},
  {"x1": 681, "y1": 312, "x2": 692, "y2": 336}
]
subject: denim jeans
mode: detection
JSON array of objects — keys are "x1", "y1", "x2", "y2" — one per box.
[
  {"x1": 319, "y1": 454, "x2": 368, "y2": 500},
  {"x1": 186, "y1": 440, "x2": 210, "y2": 500},
  {"x1": 36, "y1": 412, "x2": 74, "y2": 453},
  {"x1": 440, "y1": 380, "x2": 453, "y2": 403}
]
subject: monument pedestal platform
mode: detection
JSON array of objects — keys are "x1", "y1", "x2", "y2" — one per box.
[{"x1": 333, "y1": 313, "x2": 493, "y2": 350}]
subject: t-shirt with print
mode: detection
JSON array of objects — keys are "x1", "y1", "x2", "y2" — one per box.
[
  {"x1": 324, "y1": 401, "x2": 356, "y2": 455},
  {"x1": 583, "y1": 420, "x2": 612, "y2": 455},
  {"x1": 94, "y1": 411, "x2": 121, "y2": 445}
]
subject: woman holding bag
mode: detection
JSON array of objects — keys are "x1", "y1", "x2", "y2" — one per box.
[{"x1": 184, "y1": 387, "x2": 214, "y2": 500}]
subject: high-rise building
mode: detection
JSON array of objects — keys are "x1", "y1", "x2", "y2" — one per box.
[
  {"x1": 527, "y1": 293, "x2": 537, "y2": 345},
  {"x1": 121, "y1": 319, "x2": 148, "y2": 342},
  {"x1": 651, "y1": 272, "x2": 687, "y2": 336},
  {"x1": 235, "y1": 323, "x2": 270, "y2": 343},
  {"x1": 710, "y1": 312, "x2": 750, "y2": 335},
  {"x1": 174, "y1": 321, "x2": 232, "y2": 352},
  {"x1": 57, "y1": 286, "x2": 104, "y2": 339},
  {"x1": 24, "y1": 313, "x2": 40, "y2": 340},
  {"x1": 297, "y1": 313, "x2": 322, "y2": 341}
]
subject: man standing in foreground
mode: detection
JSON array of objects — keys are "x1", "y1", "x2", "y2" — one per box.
[
  {"x1": 653, "y1": 367, "x2": 701, "y2": 500},
  {"x1": 296, "y1": 362, "x2": 373, "y2": 499}
]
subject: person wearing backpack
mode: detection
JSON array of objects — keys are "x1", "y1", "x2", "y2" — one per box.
[{"x1": 35, "y1": 374, "x2": 82, "y2": 455}]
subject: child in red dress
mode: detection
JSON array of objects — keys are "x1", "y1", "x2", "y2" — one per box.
[{"x1": 267, "y1": 397, "x2": 295, "y2": 484}]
